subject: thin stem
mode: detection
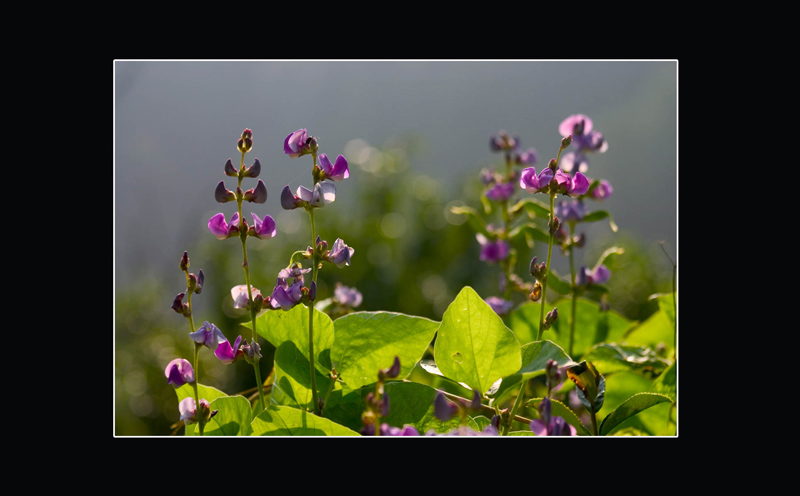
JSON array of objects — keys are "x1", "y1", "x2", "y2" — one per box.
[
  {"x1": 183, "y1": 271, "x2": 204, "y2": 436},
  {"x1": 307, "y1": 204, "x2": 321, "y2": 415},
  {"x1": 320, "y1": 377, "x2": 336, "y2": 416},
  {"x1": 537, "y1": 191, "x2": 556, "y2": 341},
  {"x1": 568, "y1": 223, "x2": 577, "y2": 357},
  {"x1": 590, "y1": 408, "x2": 599, "y2": 436},
  {"x1": 237, "y1": 151, "x2": 267, "y2": 413}
]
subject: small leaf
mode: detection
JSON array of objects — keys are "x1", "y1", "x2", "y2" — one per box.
[
  {"x1": 582, "y1": 210, "x2": 618, "y2": 232},
  {"x1": 510, "y1": 197, "x2": 550, "y2": 219},
  {"x1": 583, "y1": 342, "x2": 670, "y2": 377},
  {"x1": 545, "y1": 269, "x2": 572, "y2": 295},
  {"x1": 508, "y1": 223, "x2": 550, "y2": 245},
  {"x1": 599, "y1": 392, "x2": 673, "y2": 436},
  {"x1": 449, "y1": 206, "x2": 491, "y2": 238},
  {"x1": 650, "y1": 360, "x2": 676, "y2": 402}
]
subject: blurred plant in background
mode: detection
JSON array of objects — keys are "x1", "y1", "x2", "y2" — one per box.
[{"x1": 114, "y1": 133, "x2": 673, "y2": 436}]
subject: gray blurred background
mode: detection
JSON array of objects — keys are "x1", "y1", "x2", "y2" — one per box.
[{"x1": 114, "y1": 60, "x2": 677, "y2": 435}]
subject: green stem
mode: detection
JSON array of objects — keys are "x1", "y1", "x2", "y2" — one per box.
[
  {"x1": 320, "y1": 376, "x2": 336, "y2": 416},
  {"x1": 568, "y1": 223, "x2": 577, "y2": 357},
  {"x1": 183, "y1": 286, "x2": 204, "y2": 435},
  {"x1": 307, "y1": 202, "x2": 321, "y2": 416},
  {"x1": 537, "y1": 191, "x2": 556, "y2": 341},
  {"x1": 590, "y1": 408, "x2": 599, "y2": 436},
  {"x1": 237, "y1": 152, "x2": 267, "y2": 413}
]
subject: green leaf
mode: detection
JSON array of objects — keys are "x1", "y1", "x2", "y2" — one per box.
[
  {"x1": 600, "y1": 371, "x2": 675, "y2": 435},
  {"x1": 582, "y1": 210, "x2": 618, "y2": 232},
  {"x1": 526, "y1": 397, "x2": 591, "y2": 436},
  {"x1": 252, "y1": 303, "x2": 335, "y2": 374},
  {"x1": 270, "y1": 340, "x2": 339, "y2": 410},
  {"x1": 599, "y1": 392, "x2": 673, "y2": 436},
  {"x1": 201, "y1": 395, "x2": 253, "y2": 436},
  {"x1": 508, "y1": 223, "x2": 550, "y2": 246},
  {"x1": 510, "y1": 197, "x2": 551, "y2": 219},
  {"x1": 509, "y1": 299, "x2": 634, "y2": 355},
  {"x1": 250, "y1": 405, "x2": 360, "y2": 436},
  {"x1": 435, "y1": 287, "x2": 521, "y2": 394},
  {"x1": 650, "y1": 360, "x2": 676, "y2": 402},
  {"x1": 545, "y1": 269, "x2": 572, "y2": 295},
  {"x1": 489, "y1": 340, "x2": 575, "y2": 406},
  {"x1": 583, "y1": 342, "x2": 670, "y2": 377},
  {"x1": 449, "y1": 205, "x2": 491, "y2": 238},
  {"x1": 623, "y1": 309, "x2": 674, "y2": 357},
  {"x1": 657, "y1": 293, "x2": 676, "y2": 328},
  {"x1": 381, "y1": 381, "x2": 464, "y2": 434},
  {"x1": 331, "y1": 311, "x2": 439, "y2": 390},
  {"x1": 174, "y1": 383, "x2": 228, "y2": 436}
]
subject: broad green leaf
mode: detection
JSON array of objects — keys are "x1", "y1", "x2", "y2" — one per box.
[
  {"x1": 251, "y1": 405, "x2": 360, "y2": 436},
  {"x1": 251, "y1": 303, "x2": 335, "y2": 374},
  {"x1": 435, "y1": 287, "x2": 521, "y2": 394},
  {"x1": 200, "y1": 395, "x2": 253, "y2": 436},
  {"x1": 489, "y1": 340, "x2": 575, "y2": 406},
  {"x1": 582, "y1": 210, "x2": 618, "y2": 232},
  {"x1": 270, "y1": 340, "x2": 340, "y2": 410},
  {"x1": 509, "y1": 299, "x2": 634, "y2": 355},
  {"x1": 601, "y1": 371, "x2": 675, "y2": 435},
  {"x1": 650, "y1": 360, "x2": 676, "y2": 402},
  {"x1": 583, "y1": 343, "x2": 670, "y2": 377},
  {"x1": 174, "y1": 383, "x2": 228, "y2": 436},
  {"x1": 599, "y1": 392, "x2": 673, "y2": 436},
  {"x1": 611, "y1": 427, "x2": 650, "y2": 436},
  {"x1": 623, "y1": 309, "x2": 674, "y2": 356},
  {"x1": 449, "y1": 205, "x2": 491, "y2": 238},
  {"x1": 526, "y1": 397, "x2": 591, "y2": 436},
  {"x1": 331, "y1": 311, "x2": 439, "y2": 390},
  {"x1": 657, "y1": 293, "x2": 676, "y2": 328},
  {"x1": 508, "y1": 223, "x2": 550, "y2": 246}
]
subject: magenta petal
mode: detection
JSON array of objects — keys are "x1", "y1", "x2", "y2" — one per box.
[
  {"x1": 530, "y1": 419, "x2": 548, "y2": 436},
  {"x1": 519, "y1": 167, "x2": 540, "y2": 191},
  {"x1": 318, "y1": 153, "x2": 333, "y2": 174},
  {"x1": 208, "y1": 213, "x2": 229, "y2": 240},
  {"x1": 559, "y1": 114, "x2": 593, "y2": 137},
  {"x1": 214, "y1": 339, "x2": 238, "y2": 364},
  {"x1": 571, "y1": 172, "x2": 590, "y2": 196},
  {"x1": 251, "y1": 213, "x2": 276, "y2": 239},
  {"x1": 165, "y1": 358, "x2": 194, "y2": 387},
  {"x1": 331, "y1": 155, "x2": 349, "y2": 181},
  {"x1": 538, "y1": 167, "x2": 554, "y2": 187}
]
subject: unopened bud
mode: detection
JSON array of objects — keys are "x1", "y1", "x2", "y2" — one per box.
[
  {"x1": 308, "y1": 281, "x2": 317, "y2": 302},
  {"x1": 252, "y1": 293, "x2": 264, "y2": 312},
  {"x1": 529, "y1": 257, "x2": 538, "y2": 277},
  {"x1": 180, "y1": 251, "x2": 189, "y2": 271},
  {"x1": 195, "y1": 270, "x2": 204, "y2": 294},
  {"x1": 549, "y1": 215, "x2": 560, "y2": 235},
  {"x1": 241, "y1": 128, "x2": 253, "y2": 140},
  {"x1": 171, "y1": 292, "x2": 189, "y2": 316},
  {"x1": 543, "y1": 307, "x2": 558, "y2": 330},
  {"x1": 307, "y1": 137, "x2": 319, "y2": 155},
  {"x1": 223, "y1": 158, "x2": 238, "y2": 177},
  {"x1": 548, "y1": 158, "x2": 558, "y2": 171},
  {"x1": 238, "y1": 137, "x2": 253, "y2": 153},
  {"x1": 243, "y1": 180, "x2": 267, "y2": 203},
  {"x1": 215, "y1": 181, "x2": 235, "y2": 203},
  {"x1": 243, "y1": 158, "x2": 261, "y2": 178},
  {"x1": 530, "y1": 281, "x2": 542, "y2": 301},
  {"x1": 560, "y1": 135, "x2": 572, "y2": 150},
  {"x1": 383, "y1": 356, "x2": 401, "y2": 379}
]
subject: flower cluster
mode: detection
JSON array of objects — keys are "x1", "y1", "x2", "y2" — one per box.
[{"x1": 281, "y1": 128, "x2": 350, "y2": 211}]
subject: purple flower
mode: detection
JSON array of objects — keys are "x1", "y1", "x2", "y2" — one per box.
[
  {"x1": 318, "y1": 153, "x2": 350, "y2": 182},
  {"x1": 189, "y1": 321, "x2": 227, "y2": 350},
  {"x1": 179, "y1": 397, "x2": 217, "y2": 425},
  {"x1": 485, "y1": 296, "x2": 513, "y2": 315},
  {"x1": 284, "y1": 128, "x2": 317, "y2": 158},
  {"x1": 434, "y1": 392, "x2": 460, "y2": 421},
  {"x1": 214, "y1": 181, "x2": 236, "y2": 203},
  {"x1": 334, "y1": 284, "x2": 363, "y2": 307},
  {"x1": 530, "y1": 397, "x2": 577, "y2": 436},
  {"x1": 231, "y1": 285, "x2": 262, "y2": 309},
  {"x1": 485, "y1": 182, "x2": 515, "y2": 202},
  {"x1": 249, "y1": 212, "x2": 276, "y2": 239},
  {"x1": 515, "y1": 147, "x2": 538, "y2": 166},
  {"x1": 489, "y1": 130, "x2": 519, "y2": 152},
  {"x1": 243, "y1": 158, "x2": 261, "y2": 178},
  {"x1": 214, "y1": 335, "x2": 244, "y2": 364},
  {"x1": 326, "y1": 238, "x2": 355, "y2": 268},
  {"x1": 476, "y1": 234, "x2": 509, "y2": 263},
  {"x1": 269, "y1": 267, "x2": 309, "y2": 311},
  {"x1": 519, "y1": 166, "x2": 555, "y2": 194},
  {"x1": 165, "y1": 358, "x2": 195, "y2": 387},
  {"x1": 559, "y1": 114, "x2": 593, "y2": 138},
  {"x1": 553, "y1": 169, "x2": 590, "y2": 197},
  {"x1": 242, "y1": 180, "x2": 267, "y2": 204},
  {"x1": 573, "y1": 130, "x2": 608, "y2": 154},
  {"x1": 591, "y1": 179, "x2": 613, "y2": 200},
  {"x1": 208, "y1": 212, "x2": 240, "y2": 240},
  {"x1": 294, "y1": 182, "x2": 336, "y2": 208},
  {"x1": 577, "y1": 264, "x2": 611, "y2": 286},
  {"x1": 559, "y1": 151, "x2": 589, "y2": 174},
  {"x1": 380, "y1": 424, "x2": 420, "y2": 436},
  {"x1": 557, "y1": 199, "x2": 586, "y2": 223}
]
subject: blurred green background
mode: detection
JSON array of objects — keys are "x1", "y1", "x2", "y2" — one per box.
[{"x1": 114, "y1": 61, "x2": 677, "y2": 435}]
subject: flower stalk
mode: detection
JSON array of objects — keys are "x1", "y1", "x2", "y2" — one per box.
[{"x1": 307, "y1": 152, "x2": 321, "y2": 415}]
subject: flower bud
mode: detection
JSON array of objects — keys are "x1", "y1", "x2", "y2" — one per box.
[
  {"x1": 241, "y1": 128, "x2": 253, "y2": 140},
  {"x1": 180, "y1": 251, "x2": 189, "y2": 271},
  {"x1": 243, "y1": 158, "x2": 261, "y2": 178},
  {"x1": 308, "y1": 281, "x2": 317, "y2": 301},
  {"x1": 215, "y1": 181, "x2": 236, "y2": 203},
  {"x1": 434, "y1": 392, "x2": 459, "y2": 421},
  {"x1": 548, "y1": 158, "x2": 558, "y2": 171},
  {"x1": 543, "y1": 307, "x2": 558, "y2": 330},
  {"x1": 237, "y1": 137, "x2": 253, "y2": 154},
  {"x1": 241, "y1": 339, "x2": 262, "y2": 365},
  {"x1": 560, "y1": 135, "x2": 572, "y2": 150},
  {"x1": 530, "y1": 281, "x2": 542, "y2": 302},
  {"x1": 223, "y1": 158, "x2": 238, "y2": 177},
  {"x1": 243, "y1": 179, "x2": 267, "y2": 203},
  {"x1": 171, "y1": 292, "x2": 189, "y2": 316},
  {"x1": 188, "y1": 273, "x2": 198, "y2": 293},
  {"x1": 549, "y1": 215, "x2": 560, "y2": 235}
]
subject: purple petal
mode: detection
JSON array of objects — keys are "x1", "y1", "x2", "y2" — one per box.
[
  {"x1": 318, "y1": 153, "x2": 333, "y2": 174},
  {"x1": 330, "y1": 155, "x2": 349, "y2": 181},
  {"x1": 296, "y1": 185, "x2": 313, "y2": 203},
  {"x1": 165, "y1": 358, "x2": 194, "y2": 387},
  {"x1": 251, "y1": 213, "x2": 277, "y2": 239},
  {"x1": 179, "y1": 397, "x2": 197, "y2": 423},
  {"x1": 270, "y1": 285, "x2": 297, "y2": 311},
  {"x1": 281, "y1": 185, "x2": 299, "y2": 210},
  {"x1": 570, "y1": 172, "x2": 590, "y2": 196},
  {"x1": 208, "y1": 213, "x2": 229, "y2": 240},
  {"x1": 592, "y1": 264, "x2": 611, "y2": 285},
  {"x1": 559, "y1": 114, "x2": 593, "y2": 137},
  {"x1": 519, "y1": 167, "x2": 540, "y2": 192},
  {"x1": 249, "y1": 180, "x2": 267, "y2": 204},
  {"x1": 530, "y1": 419, "x2": 548, "y2": 436}
]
